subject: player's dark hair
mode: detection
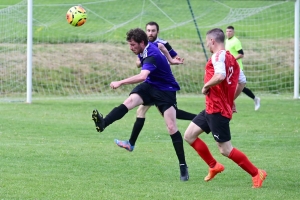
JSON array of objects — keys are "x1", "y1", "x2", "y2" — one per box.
[
  {"x1": 145, "y1": 21, "x2": 159, "y2": 32},
  {"x1": 126, "y1": 28, "x2": 148, "y2": 45},
  {"x1": 227, "y1": 25, "x2": 234, "y2": 30},
  {"x1": 206, "y1": 28, "x2": 225, "y2": 43}
]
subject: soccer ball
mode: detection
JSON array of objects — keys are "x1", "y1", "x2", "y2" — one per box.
[{"x1": 66, "y1": 5, "x2": 87, "y2": 27}]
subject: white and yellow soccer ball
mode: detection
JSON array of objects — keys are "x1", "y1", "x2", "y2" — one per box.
[{"x1": 66, "y1": 5, "x2": 87, "y2": 27}]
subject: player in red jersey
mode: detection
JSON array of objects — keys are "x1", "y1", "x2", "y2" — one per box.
[{"x1": 183, "y1": 28, "x2": 267, "y2": 188}]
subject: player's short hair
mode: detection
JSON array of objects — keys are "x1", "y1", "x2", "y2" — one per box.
[
  {"x1": 206, "y1": 28, "x2": 225, "y2": 43},
  {"x1": 227, "y1": 25, "x2": 234, "y2": 30},
  {"x1": 126, "y1": 28, "x2": 148, "y2": 45},
  {"x1": 145, "y1": 21, "x2": 159, "y2": 32}
]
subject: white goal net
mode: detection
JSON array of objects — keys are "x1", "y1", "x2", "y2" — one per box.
[{"x1": 0, "y1": 0, "x2": 297, "y2": 99}]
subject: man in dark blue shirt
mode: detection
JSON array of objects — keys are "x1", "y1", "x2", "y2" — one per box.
[
  {"x1": 92, "y1": 28, "x2": 189, "y2": 181},
  {"x1": 115, "y1": 21, "x2": 196, "y2": 155}
]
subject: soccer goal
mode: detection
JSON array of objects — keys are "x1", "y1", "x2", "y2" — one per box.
[{"x1": 0, "y1": 0, "x2": 298, "y2": 102}]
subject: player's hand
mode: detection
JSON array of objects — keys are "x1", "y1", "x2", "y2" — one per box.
[
  {"x1": 170, "y1": 57, "x2": 184, "y2": 65},
  {"x1": 176, "y1": 56, "x2": 184, "y2": 63},
  {"x1": 202, "y1": 86, "x2": 209, "y2": 95},
  {"x1": 110, "y1": 81, "x2": 122, "y2": 89},
  {"x1": 175, "y1": 56, "x2": 183, "y2": 61},
  {"x1": 232, "y1": 101, "x2": 237, "y2": 113}
]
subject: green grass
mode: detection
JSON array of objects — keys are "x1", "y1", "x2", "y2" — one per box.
[{"x1": 0, "y1": 95, "x2": 299, "y2": 199}]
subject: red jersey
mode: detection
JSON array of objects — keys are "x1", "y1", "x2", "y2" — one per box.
[{"x1": 204, "y1": 50, "x2": 240, "y2": 119}]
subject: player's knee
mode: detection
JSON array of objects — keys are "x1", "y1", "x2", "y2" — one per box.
[
  {"x1": 219, "y1": 149, "x2": 230, "y2": 157},
  {"x1": 184, "y1": 131, "x2": 198, "y2": 144},
  {"x1": 166, "y1": 123, "x2": 177, "y2": 134},
  {"x1": 183, "y1": 133, "x2": 192, "y2": 144},
  {"x1": 123, "y1": 95, "x2": 140, "y2": 110},
  {"x1": 136, "y1": 106, "x2": 147, "y2": 118},
  {"x1": 136, "y1": 109, "x2": 145, "y2": 118}
]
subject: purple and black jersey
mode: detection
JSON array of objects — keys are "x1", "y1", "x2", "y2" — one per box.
[
  {"x1": 138, "y1": 42, "x2": 180, "y2": 91},
  {"x1": 153, "y1": 37, "x2": 177, "y2": 58}
]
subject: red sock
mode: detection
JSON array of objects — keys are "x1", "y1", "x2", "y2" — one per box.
[
  {"x1": 191, "y1": 138, "x2": 216, "y2": 168},
  {"x1": 228, "y1": 148, "x2": 258, "y2": 177}
]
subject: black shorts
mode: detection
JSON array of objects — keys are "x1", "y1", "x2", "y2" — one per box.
[
  {"x1": 130, "y1": 82, "x2": 177, "y2": 115},
  {"x1": 192, "y1": 110, "x2": 231, "y2": 142}
]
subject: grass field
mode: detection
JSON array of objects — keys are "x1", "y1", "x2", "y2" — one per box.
[
  {"x1": 0, "y1": 95, "x2": 299, "y2": 199},
  {"x1": 1, "y1": 1, "x2": 299, "y2": 198}
]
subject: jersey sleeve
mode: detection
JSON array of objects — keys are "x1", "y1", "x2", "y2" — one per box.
[
  {"x1": 164, "y1": 42, "x2": 177, "y2": 58},
  {"x1": 212, "y1": 51, "x2": 226, "y2": 76},
  {"x1": 141, "y1": 56, "x2": 156, "y2": 72}
]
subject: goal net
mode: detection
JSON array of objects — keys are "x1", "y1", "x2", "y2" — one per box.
[{"x1": 0, "y1": 0, "x2": 297, "y2": 99}]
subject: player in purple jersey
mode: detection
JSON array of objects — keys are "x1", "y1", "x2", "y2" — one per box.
[
  {"x1": 92, "y1": 28, "x2": 189, "y2": 181},
  {"x1": 115, "y1": 21, "x2": 196, "y2": 154}
]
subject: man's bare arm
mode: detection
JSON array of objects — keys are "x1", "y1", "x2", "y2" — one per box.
[
  {"x1": 110, "y1": 70, "x2": 150, "y2": 89},
  {"x1": 157, "y1": 43, "x2": 184, "y2": 65}
]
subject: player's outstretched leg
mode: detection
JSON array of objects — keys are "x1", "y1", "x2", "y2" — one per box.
[
  {"x1": 114, "y1": 139, "x2": 134, "y2": 152},
  {"x1": 92, "y1": 104, "x2": 129, "y2": 132},
  {"x1": 92, "y1": 109, "x2": 105, "y2": 132}
]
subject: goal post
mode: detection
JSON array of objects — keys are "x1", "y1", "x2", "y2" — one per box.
[
  {"x1": 26, "y1": 0, "x2": 33, "y2": 103},
  {"x1": 294, "y1": 0, "x2": 299, "y2": 99}
]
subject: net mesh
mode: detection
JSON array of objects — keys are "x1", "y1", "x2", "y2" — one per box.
[{"x1": 0, "y1": 0, "x2": 297, "y2": 99}]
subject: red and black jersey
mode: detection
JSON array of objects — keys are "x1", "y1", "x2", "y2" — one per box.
[{"x1": 204, "y1": 50, "x2": 240, "y2": 119}]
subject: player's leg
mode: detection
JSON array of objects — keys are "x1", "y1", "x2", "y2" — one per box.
[
  {"x1": 154, "y1": 88, "x2": 189, "y2": 181},
  {"x1": 242, "y1": 87, "x2": 260, "y2": 110},
  {"x1": 217, "y1": 140, "x2": 267, "y2": 188},
  {"x1": 209, "y1": 113, "x2": 267, "y2": 188},
  {"x1": 176, "y1": 109, "x2": 197, "y2": 120},
  {"x1": 92, "y1": 93, "x2": 143, "y2": 132},
  {"x1": 242, "y1": 87, "x2": 255, "y2": 99},
  {"x1": 129, "y1": 105, "x2": 151, "y2": 145},
  {"x1": 114, "y1": 105, "x2": 151, "y2": 151},
  {"x1": 184, "y1": 110, "x2": 222, "y2": 182},
  {"x1": 92, "y1": 83, "x2": 152, "y2": 132},
  {"x1": 162, "y1": 104, "x2": 189, "y2": 181}
]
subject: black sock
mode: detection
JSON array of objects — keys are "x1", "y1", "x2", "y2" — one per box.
[
  {"x1": 176, "y1": 109, "x2": 196, "y2": 120},
  {"x1": 104, "y1": 104, "x2": 128, "y2": 128},
  {"x1": 129, "y1": 118, "x2": 145, "y2": 146},
  {"x1": 170, "y1": 131, "x2": 186, "y2": 165},
  {"x1": 242, "y1": 87, "x2": 255, "y2": 99}
]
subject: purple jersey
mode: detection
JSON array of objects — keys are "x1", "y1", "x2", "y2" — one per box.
[
  {"x1": 153, "y1": 38, "x2": 177, "y2": 58},
  {"x1": 138, "y1": 42, "x2": 180, "y2": 91}
]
